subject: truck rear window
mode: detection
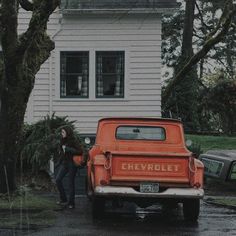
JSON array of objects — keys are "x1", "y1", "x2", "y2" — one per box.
[{"x1": 116, "y1": 126, "x2": 166, "y2": 140}]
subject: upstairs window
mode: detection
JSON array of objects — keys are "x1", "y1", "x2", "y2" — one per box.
[
  {"x1": 96, "y1": 51, "x2": 124, "y2": 98},
  {"x1": 60, "y1": 51, "x2": 89, "y2": 98}
]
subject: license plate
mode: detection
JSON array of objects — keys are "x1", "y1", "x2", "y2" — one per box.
[{"x1": 140, "y1": 182, "x2": 159, "y2": 193}]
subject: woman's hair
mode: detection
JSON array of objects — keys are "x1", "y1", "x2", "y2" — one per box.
[
  {"x1": 60, "y1": 125, "x2": 83, "y2": 152},
  {"x1": 61, "y1": 126, "x2": 74, "y2": 139},
  {"x1": 60, "y1": 125, "x2": 75, "y2": 144}
]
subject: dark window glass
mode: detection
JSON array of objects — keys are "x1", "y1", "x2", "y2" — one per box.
[
  {"x1": 96, "y1": 51, "x2": 124, "y2": 98},
  {"x1": 60, "y1": 51, "x2": 89, "y2": 98},
  {"x1": 201, "y1": 158, "x2": 224, "y2": 177},
  {"x1": 230, "y1": 162, "x2": 236, "y2": 180},
  {"x1": 116, "y1": 126, "x2": 166, "y2": 140}
]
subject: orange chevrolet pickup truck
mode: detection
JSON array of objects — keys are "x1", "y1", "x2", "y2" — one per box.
[{"x1": 87, "y1": 118, "x2": 204, "y2": 220}]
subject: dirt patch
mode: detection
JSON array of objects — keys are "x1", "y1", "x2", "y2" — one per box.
[{"x1": 16, "y1": 170, "x2": 57, "y2": 193}]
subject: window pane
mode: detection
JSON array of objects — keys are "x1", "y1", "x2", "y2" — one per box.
[
  {"x1": 102, "y1": 56, "x2": 117, "y2": 73},
  {"x1": 96, "y1": 51, "x2": 124, "y2": 98},
  {"x1": 66, "y1": 56, "x2": 83, "y2": 73},
  {"x1": 230, "y1": 163, "x2": 236, "y2": 180},
  {"x1": 60, "y1": 51, "x2": 89, "y2": 98},
  {"x1": 116, "y1": 126, "x2": 166, "y2": 140},
  {"x1": 201, "y1": 158, "x2": 224, "y2": 177}
]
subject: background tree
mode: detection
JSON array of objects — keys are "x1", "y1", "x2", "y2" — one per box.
[
  {"x1": 162, "y1": 0, "x2": 236, "y2": 132},
  {"x1": 0, "y1": 0, "x2": 60, "y2": 193},
  {"x1": 163, "y1": 0, "x2": 200, "y2": 131},
  {"x1": 202, "y1": 74, "x2": 236, "y2": 135}
]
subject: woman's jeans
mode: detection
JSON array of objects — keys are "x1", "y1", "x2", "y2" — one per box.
[{"x1": 55, "y1": 162, "x2": 77, "y2": 205}]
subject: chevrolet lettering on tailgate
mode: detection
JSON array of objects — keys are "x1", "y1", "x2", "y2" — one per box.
[
  {"x1": 121, "y1": 163, "x2": 180, "y2": 172},
  {"x1": 87, "y1": 117, "x2": 204, "y2": 221}
]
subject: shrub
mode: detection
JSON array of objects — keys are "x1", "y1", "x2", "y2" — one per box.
[
  {"x1": 187, "y1": 141, "x2": 203, "y2": 158},
  {"x1": 18, "y1": 114, "x2": 80, "y2": 174}
]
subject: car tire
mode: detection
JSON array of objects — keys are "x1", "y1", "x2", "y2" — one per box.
[
  {"x1": 92, "y1": 197, "x2": 105, "y2": 219},
  {"x1": 183, "y1": 199, "x2": 200, "y2": 221}
]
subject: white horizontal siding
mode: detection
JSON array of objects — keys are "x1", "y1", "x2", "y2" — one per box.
[
  {"x1": 55, "y1": 41, "x2": 161, "y2": 48},
  {"x1": 24, "y1": 11, "x2": 162, "y2": 132},
  {"x1": 52, "y1": 104, "x2": 161, "y2": 112}
]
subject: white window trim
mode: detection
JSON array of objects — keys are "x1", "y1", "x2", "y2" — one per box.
[{"x1": 54, "y1": 47, "x2": 130, "y2": 101}]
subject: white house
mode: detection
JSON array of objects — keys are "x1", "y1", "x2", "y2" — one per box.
[{"x1": 21, "y1": 0, "x2": 179, "y2": 134}]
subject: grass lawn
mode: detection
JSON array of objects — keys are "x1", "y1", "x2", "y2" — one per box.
[
  {"x1": 186, "y1": 134, "x2": 236, "y2": 152},
  {"x1": 214, "y1": 198, "x2": 236, "y2": 206},
  {"x1": 209, "y1": 198, "x2": 236, "y2": 208},
  {"x1": 0, "y1": 190, "x2": 59, "y2": 229}
]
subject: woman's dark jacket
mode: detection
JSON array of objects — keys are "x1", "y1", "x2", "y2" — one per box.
[{"x1": 59, "y1": 137, "x2": 83, "y2": 166}]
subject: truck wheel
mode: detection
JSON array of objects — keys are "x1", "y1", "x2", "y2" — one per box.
[
  {"x1": 183, "y1": 199, "x2": 200, "y2": 221},
  {"x1": 92, "y1": 197, "x2": 105, "y2": 219}
]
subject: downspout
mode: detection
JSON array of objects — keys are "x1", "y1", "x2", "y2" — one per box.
[
  {"x1": 49, "y1": 12, "x2": 63, "y2": 117},
  {"x1": 48, "y1": 11, "x2": 63, "y2": 174}
]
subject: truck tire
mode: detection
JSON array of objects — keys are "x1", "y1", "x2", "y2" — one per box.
[
  {"x1": 92, "y1": 197, "x2": 105, "y2": 219},
  {"x1": 183, "y1": 199, "x2": 200, "y2": 221}
]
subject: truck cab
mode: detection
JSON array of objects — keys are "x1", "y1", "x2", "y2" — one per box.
[{"x1": 87, "y1": 117, "x2": 204, "y2": 220}]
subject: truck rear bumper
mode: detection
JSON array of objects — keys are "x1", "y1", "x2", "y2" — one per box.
[{"x1": 94, "y1": 186, "x2": 204, "y2": 199}]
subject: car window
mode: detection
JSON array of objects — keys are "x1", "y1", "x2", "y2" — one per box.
[
  {"x1": 229, "y1": 162, "x2": 236, "y2": 180},
  {"x1": 116, "y1": 126, "x2": 166, "y2": 141},
  {"x1": 201, "y1": 158, "x2": 224, "y2": 177}
]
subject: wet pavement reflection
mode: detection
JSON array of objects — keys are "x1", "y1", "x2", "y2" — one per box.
[{"x1": 2, "y1": 197, "x2": 236, "y2": 236}]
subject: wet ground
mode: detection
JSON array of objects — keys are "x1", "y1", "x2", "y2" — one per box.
[{"x1": 1, "y1": 196, "x2": 236, "y2": 236}]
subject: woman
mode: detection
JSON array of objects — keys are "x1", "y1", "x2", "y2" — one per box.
[{"x1": 55, "y1": 126, "x2": 83, "y2": 209}]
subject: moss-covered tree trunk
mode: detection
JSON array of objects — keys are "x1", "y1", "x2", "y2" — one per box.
[{"x1": 0, "y1": 0, "x2": 59, "y2": 193}]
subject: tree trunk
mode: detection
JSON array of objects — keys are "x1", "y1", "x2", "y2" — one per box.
[
  {"x1": 181, "y1": 0, "x2": 195, "y2": 59},
  {"x1": 164, "y1": 0, "x2": 199, "y2": 131},
  {"x1": 0, "y1": 67, "x2": 30, "y2": 193},
  {"x1": 0, "y1": 0, "x2": 59, "y2": 193}
]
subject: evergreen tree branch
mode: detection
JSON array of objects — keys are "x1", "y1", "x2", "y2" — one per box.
[{"x1": 162, "y1": 0, "x2": 236, "y2": 107}]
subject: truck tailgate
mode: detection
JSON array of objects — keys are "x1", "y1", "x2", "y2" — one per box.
[{"x1": 110, "y1": 152, "x2": 190, "y2": 183}]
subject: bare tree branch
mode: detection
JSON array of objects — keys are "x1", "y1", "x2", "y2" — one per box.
[
  {"x1": 19, "y1": 0, "x2": 33, "y2": 11},
  {"x1": 195, "y1": 1, "x2": 211, "y2": 34},
  {"x1": 162, "y1": 0, "x2": 236, "y2": 107}
]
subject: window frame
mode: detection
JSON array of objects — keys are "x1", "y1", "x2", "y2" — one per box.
[
  {"x1": 95, "y1": 51, "x2": 125, "y2": 99},
  {"x1": 60, "y1": 51, "x2": 89, "y2": 99}
]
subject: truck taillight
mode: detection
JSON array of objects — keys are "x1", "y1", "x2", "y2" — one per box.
[{"x1": 194, "y1": 182, "x2": 201, "y2": 188}]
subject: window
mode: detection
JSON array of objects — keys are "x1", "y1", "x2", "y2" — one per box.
[
  {"x1": 116, "y1": 126, "x2": 166, "y2": 140},
  {"x1": 201, "y1": 158, "x2": 224, "y2": 177},
  {"x1": 60, "y1": 51, "x2": 89, "y2": 98},
  {"x1": 229, "y1": 162, "x2": 236, "y2": 180},
  {"x1": 96, "y1": 51, "x2": 124, "y2": 98}
]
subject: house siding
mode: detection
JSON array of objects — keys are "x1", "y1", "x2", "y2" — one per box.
[{"x1": 21, "y1": 9, "x2": 162, "y2": 134}]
